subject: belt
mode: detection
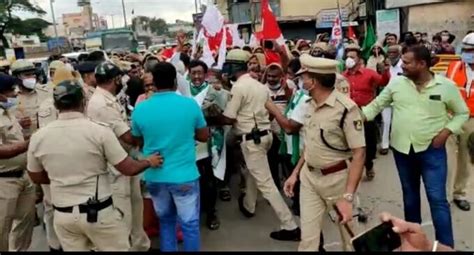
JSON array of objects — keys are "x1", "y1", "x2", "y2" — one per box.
[
  {"x1": 308, "y1": 160, "x2": 348, "y2": 176},
  {"x1": 0, "y1": 170, "x2": 24, "y2": 178},
  {"x1": 237, "y1": 130, "x2": 271, "y2": 143},
  {"x1": 53, "y1": 197, "x2": 113, "y2": 213}
]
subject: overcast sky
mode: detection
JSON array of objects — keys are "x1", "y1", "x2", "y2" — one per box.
[{"x1": 25, "y1": 0, "x2": 203, "y2": 26}]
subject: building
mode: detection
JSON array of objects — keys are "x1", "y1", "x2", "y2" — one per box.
[
  {"x1": 61, "y1": 5, "x2": 102, "y2": 38},
  {"x1": 168, "y1": 20, "x2": 194, "y2": 34},
  {"x1": 214, "y1": 0, "x2": 357, "y2": 41},
  {"x1": 384, "y1": 0, "x2": 474, "y2": 44}
]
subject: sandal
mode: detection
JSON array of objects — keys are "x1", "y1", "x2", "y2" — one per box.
[{"x1": 366, "y1": 168, "x2": 375, "y2": 181}]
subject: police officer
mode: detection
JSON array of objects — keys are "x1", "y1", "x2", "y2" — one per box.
[
  {"x1": 11, "y1": 59, "x2": 51, "y2": 138},
  {"x1": 219, "y1": 49, "x2": 300, "y2": 241},
  {"x1": 0, "y1": 74, "x2": 36, "y2": 251},
  {"x1": 26, "y1": 80, "x2": 163, "y2": 251},
  {"x1": 87, "y1": 62, "x2": 151, "y2": 251},
  {"x1": 76, "y1": 61, "x2": 99, "y2": 102},
  {"x1": 283, "y1": 55, "x2": 366, "y2": 251},
  {"x1": 47, "y1": 60, "x2": 66, "y2": 85}
]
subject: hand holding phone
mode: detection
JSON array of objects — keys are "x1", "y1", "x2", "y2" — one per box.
[{"x1": 351, "y1": 221, "x2": 402, "y2": 252}]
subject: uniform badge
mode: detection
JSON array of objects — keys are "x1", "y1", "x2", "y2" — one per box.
[{"x1": 353, "y1": 120, "x2": 363, "y2": 131}]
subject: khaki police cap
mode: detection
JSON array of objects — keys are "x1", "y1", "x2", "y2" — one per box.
[
  {"x1": 296, "y1": 54, "x2": 339, "y2": 75},
  {"x1": 312, "y1": 42, "x2": 329, "y2": 52},
  {"x1": 49, "y1": 60, "x2": 66, "y2": 70},
  {"x1": 226, "y1": 49, "x2": 251, "y2": 63},
  {"x1": 462, "y1": 32, "x2": 474, "y2": 50},
  {"x1": 345, "y1": 43, "x2": 361, "y2": 52},
  {"x1": 11, "y1": 59, "x2": 35, "y2": 73}
]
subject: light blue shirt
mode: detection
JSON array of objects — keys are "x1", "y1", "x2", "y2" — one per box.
[{"x1": 131, "y1": 92, "x2": 206, "y2": 183}]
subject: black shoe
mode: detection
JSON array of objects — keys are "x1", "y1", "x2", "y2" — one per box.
[
  {"x1": 454, "y1": 199, "x2": 471, "y2": 211},
  {"x1": 49, "y1": 247, "x2": 62, "y2": 252},
  {"x1": 238, "y1": 194, "x2": 255, "y2": 218},
  {"x1": 206, "y1": 213, "x2": 221, "y2": 230},
  {"x1": 270, "y1": 228, "x2": 301, "y2": 241},
  {"x1": 219, "y1": 189, "x2": 231, "y2": 202}
]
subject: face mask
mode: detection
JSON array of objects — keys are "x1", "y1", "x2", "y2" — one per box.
[
  {"x1": 0, "y1": 97, "x2": 18, "y2": 109},
  {"x1": 441, "y1": 36, "x2": 449, "y2": 42},
  {"x1": 462, "y1": 52, "x2": 474, "y2": 64},
  {"x1": 22, "y1": 78, "x2": 36, "y2": 90},
  {"x1": 268, "y1": 83, "x2": 281, "y2": 91},
  {"x1": 121, "y1": 75, "x2": 130, "y2": 86},
  {"x1": 345, "y1": 58, "x2": 357, "y2": 69}
]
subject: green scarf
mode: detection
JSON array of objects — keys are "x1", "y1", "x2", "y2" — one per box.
[
  {"x1": 278, "y1": 91, "x2": 305, "y2": 165},
  {"x1": 190, "y1": 82, "x2": 209, "y2": 97}
]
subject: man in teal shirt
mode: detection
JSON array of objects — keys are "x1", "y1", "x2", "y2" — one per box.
[
  {"x1": 131, "y1": 62, "x2": 209, "y2": 252},
  {"x1": 363, "y1": 45, "x2": 469, "y2": 248}
]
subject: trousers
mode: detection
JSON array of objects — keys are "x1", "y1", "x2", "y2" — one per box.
[
  {"x1": 381, "y1": 107, "x2": 392, "y2": 150},
  {"x1": 0, "y1": 174, "x2": 36, "y2": 251},
  {"x1": 240, "y1": 135, "x2": 297, "y2": 231}
]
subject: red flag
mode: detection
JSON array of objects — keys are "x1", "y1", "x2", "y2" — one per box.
[
  {"x1": 348, "y1": 26, "x2": 357, "y2": 41},
  {"x1": 260, "y1": 0, "x2": 284, "y2": 44}
]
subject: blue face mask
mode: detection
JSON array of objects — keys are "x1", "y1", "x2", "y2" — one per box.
[
  {"x1": 0, "y1": 97, "x2": 18, "y2": 110},
  {"x1": 462, "y1": 52, "x2": 474, "y2": 64}
]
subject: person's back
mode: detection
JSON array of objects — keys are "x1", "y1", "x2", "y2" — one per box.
[
  {"x1": 30, "y1": 114, "x2": 118, "y2": 207},
  {"x1": 228, "y1": 74, "x2": 271, "y2": 135},
  {"x1": 132, "y1": 93, "x2": 203, "y2": 183}
]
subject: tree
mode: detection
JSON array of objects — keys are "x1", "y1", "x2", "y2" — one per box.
[
  {"x1": 10, "y1": 18, "x2": 51, "y2": 42},
  {"x1": 149, "y1": 18, "x2": 168, "y2": 36},
  {"x1": 0, "y1": 0, "x2": 46, "y2": 55},
  {"x1": 131, "y1": 16, "x2": 151, "y2": 32}
]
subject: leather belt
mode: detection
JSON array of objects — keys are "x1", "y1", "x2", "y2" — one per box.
[
  {"x1": 237, "y1": 130, "x2": 271, "y2": 143},
  {"x1": 0, "y1": 170, "x2": 23, "y2": 178},
  {"x1": 53, "y1": 197, "x2": 113, "y2": 213},
  {"x1": 308, "y1": 160, "x2": 348, "y2": 176}
]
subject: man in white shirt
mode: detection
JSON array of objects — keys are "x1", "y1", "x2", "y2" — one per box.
[{"x1": 379, "y1": 45, "x2": 404, "y2": 155}]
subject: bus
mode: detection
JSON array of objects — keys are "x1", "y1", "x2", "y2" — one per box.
[{"x1": 85, "y1": 28, "x2": 138, "y2": 52}]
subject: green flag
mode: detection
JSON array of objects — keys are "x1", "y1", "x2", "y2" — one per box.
[{"x1": 361, "y1": 22, "x2": 377, "y2": 61}]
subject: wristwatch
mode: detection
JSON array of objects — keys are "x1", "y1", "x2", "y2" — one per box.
[{"x1": 342, "y1": 193, "x2": 354, "y2": 203}]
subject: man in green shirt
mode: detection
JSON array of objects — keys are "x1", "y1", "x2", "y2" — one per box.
[{"x1": 362, "y1": 45, "x2": 469, "y2": 248}]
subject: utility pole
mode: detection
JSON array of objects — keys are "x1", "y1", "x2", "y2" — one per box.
[
  {"x1": 194, "y1": 0, "x2": 198, "y2": 13},
  {"x1": 111, "y1": 15, "x2": 116, "y2": 29},
  {"x1": 50, "y1": 0, "x2": 60, "y2": 52},
  {"x1": 121, "y1": 0, "x2": 127, "y2": 28}
]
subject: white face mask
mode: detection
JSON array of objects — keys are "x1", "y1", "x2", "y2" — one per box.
[
  {"x1": 121, "y1": 75, "x2": 130, "y2": 86},
  {"x1": 345, "y1": 58, "x2": 357, "y2": 69},
  {"x1": 268, "y1": 83, "x2": 281, "y2": 91},
  {"x1": 22, "y1": 78, "x2": 37, "y2": 90}
]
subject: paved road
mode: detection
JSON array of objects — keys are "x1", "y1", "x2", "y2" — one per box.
[{"x1": 29, "y1": 151, "x2": 474, "y2": 251}]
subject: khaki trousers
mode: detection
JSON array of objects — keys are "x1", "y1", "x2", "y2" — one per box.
[
  {"x1": 111, "y1": 175, "x2": 150, "y2": 251},
  {"x1": 240, "y1": 134, "x2": 297, "y2": 230},
  {"x1": 53, "y1": 205, "x2": 129, "y2": 251},
  {"x1": 41, "y1": 184, "x2": 61, "y2": 250},
  {"x1": 447, "y1": 118, "x2": 474, "y2": 201},
  {"x1": 298, "y1": 164, "x2": 352, "y2": 251},
  {"x1": 0, "y1": 174, "x2": 36, "y2": 251}
]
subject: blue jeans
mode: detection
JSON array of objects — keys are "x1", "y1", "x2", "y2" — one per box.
[
  {"x1": 146, "y1": 180, "x2": 200, "y2": 251},
  {"x1": 392, "y1": 145, "x2": 454, "y2": 247}
]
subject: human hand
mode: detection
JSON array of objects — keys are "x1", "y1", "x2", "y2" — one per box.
[
  {"x1": 432, "y1": 129, "x2": 451, "y2": 148},
  {"x1": 379, "y1": 212, "x2": 432, "y2": 251},
  {"x1": 335, "y1": 199, "x2": 353, "y2": 224},
  {"x1": 283, "y1": 174, "x2": 298, "y2": 197},
  {"x1": 19, "y1": 117, "x2": 32, "y2": 129},
  {"x1": 147, "y1": 153, "x2": 164, "y2": 168}
]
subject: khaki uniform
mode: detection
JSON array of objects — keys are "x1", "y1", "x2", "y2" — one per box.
[
  {"x1": 37, "y1": 98, "x2": 60, "y2": 250},
  {"x1": 0, "y1": 108, "x2": 36, "y2": 251},
  {"x1": 27, "y1": 112, "x2": 130, "y2": 251},
  {"x1": 223, "y1": 74, "x2": 297, "y2": 230},
  {"x1": 335, "y1": 73, "x2": 350, "y2": 97},
  {"x1": 298, "y1": 90, "x2": 365, "y2": 251},
  {"x1": 14, "y1": 85, "x2": 52, "y2": 138},
  {"x1": 87, "y1": 87, "x2": 150, "y2": 251}
]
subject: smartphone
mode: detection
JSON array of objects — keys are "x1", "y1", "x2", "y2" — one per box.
[
  {"x1": 264, "y1": 40, "x2": 274, "y2": 50},
  {"x1": 351, "y1": 221, "x2": 401, "y2": 252}
]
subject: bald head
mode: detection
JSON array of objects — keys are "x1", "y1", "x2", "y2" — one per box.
[{"x1": 387, "y1": 45, "x2": 402, "y2": 65}]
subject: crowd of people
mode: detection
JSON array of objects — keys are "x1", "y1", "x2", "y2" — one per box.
[{"x1": 0, "y1": 28, "x2": 472, "y2": 252}]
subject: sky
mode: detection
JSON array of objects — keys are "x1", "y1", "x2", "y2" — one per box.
[{"x1": 23, "y1": 0, "x2": 204, "y2": 26}]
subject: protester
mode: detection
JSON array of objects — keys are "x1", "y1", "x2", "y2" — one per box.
[
  {"x1": 131, "y1": 62, "x2": 209, "y2": 252},
  {"x1": 366, "y1": 42, "x2": 386, "y2": 71},
  {"x1": 363, "y1": 45, "x2": 469, "y2": 248},
  {"x1": 343, "y1": 44, "x2": 390, "y2": 181}
]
